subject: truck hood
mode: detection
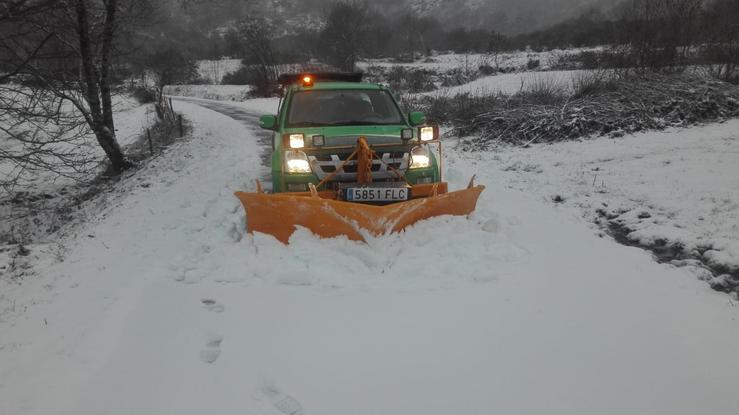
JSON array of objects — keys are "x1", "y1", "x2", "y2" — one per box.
[{"x1": 283, "y1": 125, "x2": 409, "y2": 147}]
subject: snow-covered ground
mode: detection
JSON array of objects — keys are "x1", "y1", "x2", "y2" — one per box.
[
  {"x1": 0, "y1": 94, "x2": 156, "y2": 194},
  {"x1": 0, "y1": 94, "x2": 157, "y2": 246},
  {"x1": 196, "y1": 58, "x2": 243, "y2": 84},
  {"x1": 360, "y1": 47, "x2": 602, "y2": 72},
  {"x1": 474, "y1": 120, "x2": 739, "y2": 283},
  {"x1": 2, "y1": 97, "x2": 739, "y2": 415},
  {"x1": 164, "y1": 84, "x2": 252, "y2": 101},
  {"x1": 416, "y1": 69, "x2": 595, "y2": 97}
]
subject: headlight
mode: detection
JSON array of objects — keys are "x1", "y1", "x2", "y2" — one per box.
[
  {"x1": 285, "y1": 150, "x2": 311, "y2": 173},
  {"x1": 410, "y1": 146, "x2": 431, "y2": 169},
  {"x1": 420, "y1": 126, "x2": 435, "y2": 141},
  {"x1": 289, "y1": 134, "x2": 305, "y2": 149}
]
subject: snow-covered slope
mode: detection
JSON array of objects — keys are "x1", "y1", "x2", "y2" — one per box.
[
  {"x1": 2, "y1": 99, "x2": 739, "y2": 415},
  {"x1": 480, "y1": 120, "x2": 739, "y2": 284}
]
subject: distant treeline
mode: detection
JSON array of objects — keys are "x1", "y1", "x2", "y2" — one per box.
[{"x1": 192, "y1": 1, "x2": 734, "y2": 67}]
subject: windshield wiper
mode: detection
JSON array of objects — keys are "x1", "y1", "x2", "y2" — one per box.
[
  {"x1": 289, "y1": 122, "x2": 333, "y2": 127},
  {"x1": 289, "y1": 121, "x2": 400, "y2": 127},
  {"x1": 332, "y1": 121, "x2": 397, "y2": 126}
]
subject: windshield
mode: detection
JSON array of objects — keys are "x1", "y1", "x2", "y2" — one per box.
[{"x1": 287, "y1": 89, "x2": 404, "y2": 127}]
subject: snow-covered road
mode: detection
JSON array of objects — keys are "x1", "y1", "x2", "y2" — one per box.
[{"x1": 2, "y1": 99, "x2": 739, "y2": 415}]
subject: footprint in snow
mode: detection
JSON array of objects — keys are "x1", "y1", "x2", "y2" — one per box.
[
  {"x1": 201, "y1": 298, "x2": 225, "y2": 313},
  {"x1": 257, "y1": 381, "x2": 304, "y2": 415},
  {"x1": 199, "y1": 335, "x2": 223, "y2": 364}
]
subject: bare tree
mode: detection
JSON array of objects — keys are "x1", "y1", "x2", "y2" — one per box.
[
  {"x1": 618, "y1": 0, "x2": 703, "y2": 70},
  {"x1": 1, "y1": 0, "x2": 139, "y2": 182},
  {"x1": 704, "y1": 0, "x2": 739, "y2": 81},
  {"x1": 237, "y1": 17, "x2": 279, "y2": 97},
  {"x1": 319, "y1": 1, "x2": 372, "y2": 72}
]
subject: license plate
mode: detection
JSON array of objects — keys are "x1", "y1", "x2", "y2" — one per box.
[{"x1": 346, "y1": 187, "x2": 409, "y2": 202}]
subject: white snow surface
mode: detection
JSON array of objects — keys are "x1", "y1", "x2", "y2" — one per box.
[
  {"x1": 164, "y1": 84, "x2": 252, "y2": 102},
  {"x1": 360, "y1": 48, "x2": 601, "y2": 72},
  {"x1": 417, "y1": 69, "x2": 595, "y2": 97},
  {"x1": 196, "y1": 58, "x2": 243, "y2": 84},
  {"x1": 479, "y1": 120, "x2": 739, "y2": 273},
  {"x1": 2, "y1": 99, "x2": 739, "y2": 415},
  {"x1": 0, "y1": 94, "x2": 155, "y2": 192}
]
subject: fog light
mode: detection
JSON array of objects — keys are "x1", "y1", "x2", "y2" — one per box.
[
  {"x1": 420, "y1": 126, "x2": 435, "y2": 141},
  {"x1": 410, "y1": 146, "x2": 431, "y2": 169},
  {"x1": 312, "y1": 135, "x2": 325, "y2": 146},
  {"x1": 285, "y1": 151, "x2": 311, "y2": 173}
]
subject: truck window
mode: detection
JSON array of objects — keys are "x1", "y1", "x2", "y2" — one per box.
[{"x1": 287, "y1": 89, "x2": 404, "y2": 127}]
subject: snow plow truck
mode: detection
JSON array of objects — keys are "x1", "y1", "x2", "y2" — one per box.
[{"x1": 235, "y1": 72, "x2": 484, "y2": 243}]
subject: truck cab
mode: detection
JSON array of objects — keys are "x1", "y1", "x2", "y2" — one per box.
[{"x1": 259, "y1": 73, "x2": 441, "y2": 200}]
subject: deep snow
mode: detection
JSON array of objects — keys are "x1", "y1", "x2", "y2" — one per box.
[
  {"x1": 1, "y1": 99, "x2": 739, "y2": 415},
  {"x1": 476, "y1": 121, "x2": 739, "y2": 279}
]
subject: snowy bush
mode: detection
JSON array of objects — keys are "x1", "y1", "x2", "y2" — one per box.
[{"x1": 411, "y1": 73, "x2": 739, "y2": 148}]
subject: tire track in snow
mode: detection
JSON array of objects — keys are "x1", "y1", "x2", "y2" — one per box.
[{"x1": 172, "y1": 96, "x2": 273, "y2": 187}]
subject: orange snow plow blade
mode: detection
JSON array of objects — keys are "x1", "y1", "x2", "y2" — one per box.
[{"x1": 235, "y1": 181, "x2": 485, "y2": 244}]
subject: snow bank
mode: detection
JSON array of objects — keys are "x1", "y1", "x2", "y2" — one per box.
[{"x1": 2, "y1": 99, "x2": 739, "y2": 415}]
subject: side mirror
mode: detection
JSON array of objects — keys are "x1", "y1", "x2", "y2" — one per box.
[
  {"x1": 408, "y1": 112, "x2": 426, "y2": 127},
  {"x1": 259, "y1": 115, "x2": 277, "y2": 130}
]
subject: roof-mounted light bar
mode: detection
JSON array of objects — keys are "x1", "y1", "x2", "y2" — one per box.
[{"x1": 277, "y1": 72, "x2": 364, "y2": 86}]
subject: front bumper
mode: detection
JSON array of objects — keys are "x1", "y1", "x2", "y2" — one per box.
[{"x1": 275, "y1": 164, "x2": 439, "y2": 193}]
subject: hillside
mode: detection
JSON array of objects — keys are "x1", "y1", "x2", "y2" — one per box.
[{"x1": 176, "y1": 0, "x2": 613, "y2": 35}]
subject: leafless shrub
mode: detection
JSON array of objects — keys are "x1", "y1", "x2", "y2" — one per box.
[
  {"x1": 231, "y1": 18, "x2": 279, "y2": 97},
  {"x1": 571, "y1": 71, "x2": 620, "y2": 99},
  {"x1": 526, "y1": 59, "x2": 540, "y2": 70},
  {"x1": 702, "y1": 0, "x2": 739, "y2": 82},
  {"x1": 0, "y1": 0, "x2": 156, "y2": 180},
  {"x1": 319, "y1": 1, "x2": 373, "y2": 72},
  {"x1": 439, "y1": 66, "x2": 479, "y2": 87},
  {"x1": 616, "y1": 0, "x2": 703, "y2": 70},
  {"x1": 521, "y1": 75, "x2": 568, "y2": 105},
  {"x1": 409, "y1": 74, "x2": 739, "y2": 148},
  {"x1": 386, "y1": 67, "x2": 436, "y2": 93},
  {"x1": 0, "y1": 84, "x2": 99, "y2": 195}
]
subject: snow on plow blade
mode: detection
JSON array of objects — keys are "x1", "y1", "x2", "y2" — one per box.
[{"x1": 235, "y1": 182, "x2": 485, "y2": 244}]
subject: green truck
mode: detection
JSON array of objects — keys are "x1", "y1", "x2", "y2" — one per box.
[{"x1": 258, "y1": 72, "x2": 441, "y2": 204}]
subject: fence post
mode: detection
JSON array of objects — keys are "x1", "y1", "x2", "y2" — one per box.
[
  {"x1": 147, "y1": 128, "x2": 153, "y2": 156},
  {"x1": 178, "y1": 115, "x2": 183, "y2": 137}
]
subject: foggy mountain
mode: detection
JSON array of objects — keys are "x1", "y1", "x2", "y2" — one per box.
[
  {"x1": 390, "y1": 0, "x2": 614, "y2": 34},
  {"x1": 180, "y1": 0, "x2": 614, "y2": 35}
]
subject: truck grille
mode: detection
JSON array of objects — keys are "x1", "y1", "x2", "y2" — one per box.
[{"x1": 308, "y1": 151, "x2": 410, "y2": 181}]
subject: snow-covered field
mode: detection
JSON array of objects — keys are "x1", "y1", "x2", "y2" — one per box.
[
  {"x1": 196, "y1": 58, "x2": 243, "y2": 84},
  {"x1": 417, "y1": 69, "x2": 595, "y2": 97},
  {"x1": 2, "y1": 97, "x2": 739, "y2": 415},
  {"x1": 359, "y1": 47, "x2": 601, "y2": 72},
  {"x1": 478, "y1": 120, "x2": 739, "y2": 283}
]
